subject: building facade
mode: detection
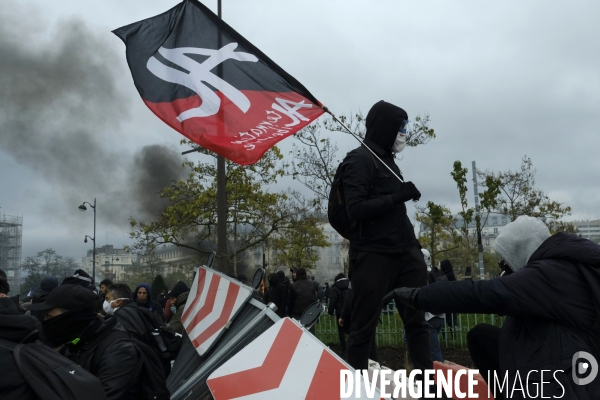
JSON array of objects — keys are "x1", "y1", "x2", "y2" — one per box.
[
  {"x1": 137, "y1": 244, "x2": 199, "y2": 276},
  {"x1": 568, "y1": 220, "x2": 600, "y2": 240},
  {"x1": 421, "y1": 212, "x2": 511, "y2": 254},
  {"x1": 82, "y1": 243, "x2": 199, "y2": 282},
  {"x1": 81, "y1": 245, "x2": 135, "y2": 282},
  {"x1": 314, "y1": 223, "x2": 347, "y2": 284}
]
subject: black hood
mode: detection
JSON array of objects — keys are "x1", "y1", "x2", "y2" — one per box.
[
  {"x1": 365, "y1": 100, "x2": 408, "y2": 152},
  {"x1": 0, "y1": 298, "x2": 41, "y2": 342},
  {"x1": 529, "y1": 232, "x2": 600, "y2": 266},
  {"x1": 32, "y1": 287, "x2": 52, "y2": 303},
  {"x1": 333, "y1": 278, "x2": 349, "y2": 290}
]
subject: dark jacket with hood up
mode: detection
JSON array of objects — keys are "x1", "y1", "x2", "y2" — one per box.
[
  {"x1": 264, "y1": 273, "x2": 288, "y2": 318},
  {"x1": 288, "y1": 269, "x2": 317, "y2": 319},
  {"x1": 417, "y1": 233, "x2": 600, "y2": 400},
  {"x1": 341, "y1": 100, "x2": 419, "y2": 253},
  {"x1": 0, "y1": 297, "x2": 38, "y2": 400},
  {"x1": 328, "y1": 276, "x2": 349, "y2": 316},
  {"x1": 134, "y1": 283, "x2": 165, "y2": 322}
]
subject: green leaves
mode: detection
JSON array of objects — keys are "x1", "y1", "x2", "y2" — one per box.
[
  {"x1": 416, "y1": 201, "x2": 458, "y2": 267},
  {"x1": 477, "y1": 156, "x2": 572, "y2": 223},
  {"x1": 128, "y1": 145, "x2": 327, "y2": 273},
  {"x1": 406, "y1": 114, "x2": 436, "y2": 147}
]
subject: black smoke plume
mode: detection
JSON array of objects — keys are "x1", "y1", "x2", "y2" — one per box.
[{"x1": 0, "y1": 12, "x2": 186, "y2": 228}]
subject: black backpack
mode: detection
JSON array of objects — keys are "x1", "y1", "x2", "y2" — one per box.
[
  {"x1": 327, "y1": 147, "x2": 378, "y2": 240},
  {"x1": 0, "y1": 332, "x2": 106, "y2": 400},
  {"x1": 92, "y1": 329, "x2": 170, "y2": 400},
  {"x1": 135, "y1": 307, "x2": 182, "y2": 361}
]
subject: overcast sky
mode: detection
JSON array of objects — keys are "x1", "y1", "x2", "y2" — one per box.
[{"x1": 1, "y1": 0, "x2": 599, "y2": 261}]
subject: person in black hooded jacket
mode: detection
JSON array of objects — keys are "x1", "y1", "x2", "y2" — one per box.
[
  {"x1": 29, "y1": 284, "x2": 143, "y2": 400},
  {"x1": 340, "y1": 100, "x2": 431, "y2": 372},
  {"x1": 385, "y1": 216, "x2": 600, "y2": 400},
  {"x1": 328, "y1": 273, "x2": 350, "y2": 352},
  {"x1": 288, "y1": 268, "x2": 316, "y2": 320},
  {"x1": 0, "y1": 292, "x2": 38, "y2": 400}
]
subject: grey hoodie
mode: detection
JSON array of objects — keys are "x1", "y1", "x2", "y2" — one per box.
[{"x1": 493, "y1": 215, "x2": 551, "y2": 272}]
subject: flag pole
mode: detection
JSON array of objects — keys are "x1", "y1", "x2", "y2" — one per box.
[
  {"x1": 323, "y1": 107, "x2": 405, "y2": 183},
  {"x1": 216, "y1": 0, "x2": 231, "y2": 275}
]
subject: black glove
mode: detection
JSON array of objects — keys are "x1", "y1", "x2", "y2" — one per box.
[
  {"x1": 391, "y1": 181, "x2": 421, "y2": 203},
  {"x1": 381, "y1": 287, "x2": 421, "y2": 310}
]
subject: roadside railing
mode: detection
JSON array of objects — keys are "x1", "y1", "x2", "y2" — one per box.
[{"x1": 314, "y1": 304, "x2": 505, "y2": 349}]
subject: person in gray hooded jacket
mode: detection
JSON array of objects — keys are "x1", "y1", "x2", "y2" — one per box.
[{"x1": 384, "y1": 215, "x2": 600, "y2": 400}]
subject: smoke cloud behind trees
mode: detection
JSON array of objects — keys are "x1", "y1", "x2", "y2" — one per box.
[{"x1": 0, "y1": 12, "x2": 187, "y2": 233}]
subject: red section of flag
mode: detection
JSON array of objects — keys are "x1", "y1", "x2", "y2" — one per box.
[
  {"x1": 144, "y1": 90, "x2": 324, "y2": 165},
  {"x1": 187, "y1": 273, "x2": 221, "y2": 330},
  {"x1": 191, "y1": 282, "x2": 240, "y2": 348},
  {"x1": 181, "y1": 267, "x2": 207, "y2": 324},
  {"x1": 305, "y1": 350, "x2": 347, "y2": 400},
  {"x1": 208, "y1": 318, "x2": 303, "y2": 399}
]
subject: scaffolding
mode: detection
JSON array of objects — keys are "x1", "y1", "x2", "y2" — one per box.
[{"x1": 0, "y1": 213, "x2": 23, "y2": 296}]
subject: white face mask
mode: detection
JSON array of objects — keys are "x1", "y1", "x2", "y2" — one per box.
[
  {"x1": 392, "y1": 134, "x2": 407, "y2": 154},
  {"x1": 392, "y1": 119, "x2": 409, "y2": 154},
  {"x1": 103, "y1": 298, "x2": 128, "y2": 315}
]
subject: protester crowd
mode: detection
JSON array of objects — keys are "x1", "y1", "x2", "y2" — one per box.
[
  {"x1": 0, "y1": 267, "x2": 191, "y2": 400},
  {"x1": 3, "y1": 103, "x2": 600, "y2": 400}
]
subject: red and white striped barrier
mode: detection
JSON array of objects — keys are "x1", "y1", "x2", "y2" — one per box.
[
  {"x1": 181, "y1": 267, "x2": 253, "y2": 356},
  {"x1": 434, "y1": 361, "x2": 494, "y2": 400},
  {"x1": 207, "y1": 317, "x2": 390, "y2": 399}
]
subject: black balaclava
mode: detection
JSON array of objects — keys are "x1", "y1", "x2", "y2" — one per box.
[
  {"x1": 41, "y1": 303, "x2": 98, "y2": 347},
  {"x1": 365, "y1": 100, "x2": 408, "y2": 153}
]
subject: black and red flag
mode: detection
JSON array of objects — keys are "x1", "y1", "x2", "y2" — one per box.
[{"x1": 113, "y1": 0, "x2": 324, "y2": 165}]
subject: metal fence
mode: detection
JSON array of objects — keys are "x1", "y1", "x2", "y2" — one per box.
[{"x1": 315, "y1": 304, "x2": 505, "y2": 349}]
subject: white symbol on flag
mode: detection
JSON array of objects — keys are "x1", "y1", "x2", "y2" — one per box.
[{"x1": 147, "y1": 43, "x2": 258, "y2": 121}]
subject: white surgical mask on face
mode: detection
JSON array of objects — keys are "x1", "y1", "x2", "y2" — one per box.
[
  {"x1": 392, "y1": 134, "x2": 407, "y2": 153},
  {"x1": 103, "y1": 298, "x2": 128, "y2": 315},
  {"x1": 103, "y1": 300, "x2": 114, "y2": 315},
  {"x1": 392, "y1": 119, "x2": 409, "y2": 154}
]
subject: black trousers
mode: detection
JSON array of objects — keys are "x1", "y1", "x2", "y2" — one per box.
[
  {"x1": 346, "y1": 247, "x2": 431, "y2": 371},
  {"x1": 337, "y1": 323, "x2": 347, "y2": 351},
  {"x1": 467, "y1": 324, "x2": 503, "y2": 400}
]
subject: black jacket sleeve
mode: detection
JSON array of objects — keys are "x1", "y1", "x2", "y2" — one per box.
[
  {"x1": 341, "y1": 288, "x2": 353, "y2": 322},
  {"x1": 287, "y1": 287, "x2": 296, "y2": 318},
  {"x1": 152, "y1": 300, "x2": 165, "y2": 322},
  {"x1": 419, "y1": 261, "x2": 597, "y2": 328},
  {"x1": 417, "y1": 279, "x2": 515, "y2": 315},
  {"x1": 328, "y1": 287, "x2": 338, "y2": 315},
  {"x1": 96, "y1": 340, "x2": 142, "y2": 400},
  {"x1": 342, "y1": 150, "x2": 395, "y2": 221},
  {"x1": 272, "y1": 286, "x2": 288, "y2": 318}
]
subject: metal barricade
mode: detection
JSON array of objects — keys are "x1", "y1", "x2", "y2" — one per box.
[{"x1": 168, "y1": 297, "x2": 280, "y2": 400}]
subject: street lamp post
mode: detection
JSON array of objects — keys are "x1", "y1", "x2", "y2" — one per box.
[{"x1": 79, "y1": 198, "x2": 97, "y2": 286}]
